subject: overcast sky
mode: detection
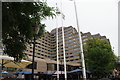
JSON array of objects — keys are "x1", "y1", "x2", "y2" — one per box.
[{"x1": 42, "y1": 0, "x2": 119, "y2": 56}]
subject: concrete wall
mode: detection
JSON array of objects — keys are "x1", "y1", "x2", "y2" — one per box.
[{"x1": 36, "y1": 60, "x2": 47, "y2": 72}]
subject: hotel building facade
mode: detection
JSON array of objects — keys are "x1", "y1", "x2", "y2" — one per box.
[{"x1": 24, "y1": 26, "x2": 109, "y2": 73}]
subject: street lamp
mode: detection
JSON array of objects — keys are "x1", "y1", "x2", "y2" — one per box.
[{"x1": 32, "y1": 23, "x2": 40, "y2": 80}]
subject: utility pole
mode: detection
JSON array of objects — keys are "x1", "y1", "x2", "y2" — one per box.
[
  {"x1": 73, "y1": 0, "x2": 87, "y2": 80},
  {"x1": 56, "y1": 2, "x2": 59, "y2": 80},
  {"x1": 61, "y1": 0, "x2": 67, "y2": 79}
]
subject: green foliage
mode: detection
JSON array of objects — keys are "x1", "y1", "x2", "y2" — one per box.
[
  {"x1": 84, "y1": 37, "x2": 116, "y2": 75},
  {"x1": 2, "y1": 2, "x2": 56, "y2": 61},
  {"x1": 114, "y1": 57, "x2": 120, "y2": 70}
]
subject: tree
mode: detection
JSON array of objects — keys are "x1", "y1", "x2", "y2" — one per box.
[
  {"x1": 2, "y1": 2, "x2": 56, "y2": 61},
  {"x1": 114, "y1": 56, "x2": 120, "y2": 70},
  {"x1": 84, "y1": 37, "x2": 116, "y2": 75}
]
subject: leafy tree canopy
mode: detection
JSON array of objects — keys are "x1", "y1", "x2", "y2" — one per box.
[
  {"x1": 114, "y1": 56, "x2": 120, "y2": 70},
  {"x1": 2, "y1": 2, "x2": 56, "y2": 61},
  {"x1": 84, "y1": 37, "x2": 116, "y2": 75}
]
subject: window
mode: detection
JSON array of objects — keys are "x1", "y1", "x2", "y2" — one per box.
[
  {"x1": 30, "y1": 51, "x2": 32, "y2": 53},
  {"x1": 74, "y1": 55, "x2": 79, "y2": 57},
  {"x1": 82, "y1": 35, "x2": 87, "y2": 38},
  {"x1": 83, "y1": 39, "x2": 88, "y2": 42}
]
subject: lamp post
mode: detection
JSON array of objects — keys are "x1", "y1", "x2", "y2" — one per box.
[
  {"x1": 32, "y1": 36, "x2": 35, "y2": 80},
  {"x1": 32, "y1": 24, "x2": 39, "y2": 80}
]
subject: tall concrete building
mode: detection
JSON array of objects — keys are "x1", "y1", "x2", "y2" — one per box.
[
  {"x1": 51, "y1": 26, "x2": 108, "y2": 63},
  {"x1": 25, "y1": 26, "x2": 109, "y2": 72},
  {"x1": 51, "y1": 26, "x2": 82, "y2": 63}
]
